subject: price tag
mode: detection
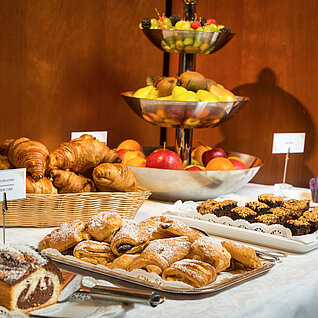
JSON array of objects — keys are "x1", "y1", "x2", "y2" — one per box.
[
  {"x1": 71, "y1": 131, "x2": 108, "y2": 144},
  {"x1": 272, "y1": 133, "x2": 305, "y2": 154},
  {"x1": 0, "y1": 168, "x2": 26, "y2": 201}
]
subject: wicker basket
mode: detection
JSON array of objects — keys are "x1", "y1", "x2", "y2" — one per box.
[{"x1": 1, "y1": 187, "x2": 151, "y2": 228}]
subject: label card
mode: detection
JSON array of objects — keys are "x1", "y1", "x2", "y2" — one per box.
[
  {"x1": 0, "y1": 168, "x2": 26, "y2": 201},
  {"x1": 272, "y1": 133, "x2": 306, "y2": 154},
  {"x1": 71, "y1": 131, "x2": 108, "y2": 144}
]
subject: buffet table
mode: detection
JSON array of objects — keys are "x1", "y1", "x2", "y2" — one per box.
[{"x1": 3, "y1": 183, "x2": 318, "y2": 318}]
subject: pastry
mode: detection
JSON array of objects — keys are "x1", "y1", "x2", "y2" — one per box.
[
  {"x1": 48, "y1": 134, "x2": 120, "y2": 175},
  {"x1": 187, "y1": 236, "x2": 231, "y2": 272},
  {"x1": 73, "y1": 240, "x2": 116, "y2": 266},
  {"x1": 221, "y1": 240, "x2": 261, "y2": 269},
  {"x1": 26, "y1": 174, "x2": 58, "y2": 194},
  {"x1": 162, "y1": 259, "x2": 217, "y2": 288},
  {"x1": 0, "y1": 244, "x2": 63, "y2": 314},
  {"x1": 110, "y1": 220, "x2": 150, "y2": 256},
  {"x1": 0, "y1": 138, "x2": 14, "y2": 156},
  {"x1": 38, "y1": 219, "x2": 91, "y2": 252},
  {"x1": 48, "y1": 169, "x2": 96, "y2": 193},
  {"x1": 7, "y1": 137, "x2": 49, "y2": 181},
  {"x1": 138, "y1": 215, "x2": 175, "y2": 240},
  {"x1": 107, "y1": 254, "x2": 140, "y2": 270},
  {"x1": 92, "y1": 163, "x2": 137, "y2": 192},
  {"x1": 127, "y1": 236, "x2": 191, "y2": 275},
  {"x1": 0, "y1": 154, "x2": 13, "y2": 170},
  {"x1": 86, "y1": 212, "x2": 123, "y2": 242}
]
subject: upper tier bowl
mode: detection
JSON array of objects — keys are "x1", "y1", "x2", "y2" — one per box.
[
  {"x1": 142, "y1": 29, "x2": 235, "y2": 54},
  {"x1": 121, "y1": 92, "x2": 249, "y2": 129},
  {"x1": 130, "y1": 149, "x2": 263, "y2": 202}
]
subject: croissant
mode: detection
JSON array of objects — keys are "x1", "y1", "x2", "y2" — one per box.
[
  {"x1": 0, "y1": 155, "x2": 13, "y2": 170},
  {"x1": 26, "y1": 174, "x2": 58, "y2": 194},
  {"x1": 0, "y1": 139, "x2": 14, "y2": 156},
  {"x1": 49, "y1": 169, "x2": 96, "y2": 193},
  {"x1": 93, "y1": 163, "x2": 137, "y2": 192},
  {"x1": 7, "y1": 137, "x2": 49, "y2": 181},
  {"x1": 48, "y1": 134, "x2": 121, "y2": 175}
]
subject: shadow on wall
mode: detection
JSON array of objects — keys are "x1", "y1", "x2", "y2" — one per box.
[{"x1": 217, "y1": 68, "x2": 315, "y2": 187}]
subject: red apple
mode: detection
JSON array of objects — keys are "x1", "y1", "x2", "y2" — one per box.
[
  {"x1": 116, "y1": 149, "x2": 129, "y2": 161},
  {"x1": 202, "y1": 148, "x2": 227, "y2": 166},
  {"x1": 228, "y1": 158, "x2": 247, "y2": 170},
  {"x1": 146, "y1": 150, "x2": 183, "y2": 170},
  {"x1": 184, "y1": 165, "x2": 205, "y2": 171}
]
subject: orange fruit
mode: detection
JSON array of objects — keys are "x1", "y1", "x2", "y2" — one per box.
[
  {"x1": 191, "y1": 145, "x2": 212, "y2": 166},
  {"x1": 205, "y1": 157, "x2": 234, "y2": 171},
  {"x1": 122, "y1": 150, "x2": 145, "y2": 164},
  {"x1": 227, "y1": 156, "x2": 244, "y2": 164},
  {"x1": 126, "y1": 157, "x2": 146, "y2": 167},
  {"x1": 117, "y1": 139, "x2": 142, "y2": 152}
]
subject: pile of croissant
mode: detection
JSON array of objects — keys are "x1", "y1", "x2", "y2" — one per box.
[
  {"x1": 39, "y1": 212, "x2": 262, "y2": 288},
  {"x1": 0, "y1": 135, "x2": 138, "y2": 194}
]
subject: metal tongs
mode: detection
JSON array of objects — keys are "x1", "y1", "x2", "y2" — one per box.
[{"x1": 254, "y1": 250, "x2": 287, "y2": 263}]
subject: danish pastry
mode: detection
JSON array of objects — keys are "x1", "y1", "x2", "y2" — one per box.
[
  {"x1": 187, "y1": 237, "x2": 231, "y2": 272},
  {"x1": 138, "y1": 215, "x2": 174, "y2": 240},
  {"x1": 73, "y1": 240, "x2": 116, "y2": 266},
  {"x1": 221, "y1": 240, "x2": 261, "y2": 269},
  {"x1": 127, "y1": 236, "x2": 191, "y2": 275},
  {"x1": 38, "y1": 220, "x2": 91, "y2": 252},
  {"x1": 107, "y1": 254, "x2": 140, "y2": 270},
  {"x1": 86, "y1": 212, "x2": 123, "y2": 242},
  {"x1": 162, "y1": 259, "x2": 217, "y2": 288}
]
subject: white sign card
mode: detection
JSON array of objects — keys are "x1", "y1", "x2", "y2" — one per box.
[
  {"x1": 0, "y1": 168, "x2": 26, "y2": 201},
  {"x1": 272, "y1": 133, "x2": 305, "y2": 154},
  {"x1": 71, "y1": 131, "x2": 108, "y2": 144}
]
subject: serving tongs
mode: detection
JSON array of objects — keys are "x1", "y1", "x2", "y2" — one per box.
[
  {"x1": 254, "y1": 250, "x2": 287, "y2": 263},
  {"x1": 58, "y1": 274, "x2": 165, "y2": 307}
]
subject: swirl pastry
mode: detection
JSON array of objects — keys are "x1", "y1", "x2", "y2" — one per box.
[
  {"x1": 187, "y1": 237, "x2": 231, "y2": 272},
  {"x1": 157, "y1": 218, "x2": 204, "y2": 243},
  {"x1": 110, "y1": 220, "x2": 150, "y2": 256},
  {"x1": 86, "y1": 212, "x2": 123, "y2": 242},
  {"x1": 73, "y1": 240, "x2": 116, "y2": 266},
  {"x1": 107, "y1": 254, "x2": 140, "y2": 270},
  {"x1": 162, "y1": 259, "x2": 217, "y2": 288},
  {"x1": 127, "y1": 236, "x2": 191, "y2": 275},
  {"x1": 221, "y1": 240, "x2": 261, "y2": 269},
  {"x1": 38, "y1": 220, "x2": 91, "y2": 252}
]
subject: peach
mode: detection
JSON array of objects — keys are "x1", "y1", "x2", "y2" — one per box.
[
  {"x1": 122, "y1": 150, "x2": 146, "y2": 164},
  {"x1": 117, "y1": 139, "x2": 143, "y2": 152},
  {"x1": 191, "y1": 145, "x2": 212, "y2": 166},
  {"x1": 126, "y1": 157, "x2": 146, "y2": 167}
]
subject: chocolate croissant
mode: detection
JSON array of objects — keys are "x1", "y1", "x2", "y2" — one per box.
[
  {"x1": 48, "y1": 169, "x2": 96, "y2": 193},
  {"x1": 127, "y1": 236, "x2": 191, "y2": 275},
  {"x1": 26, "y1": 174, "x2": 58, "y2": 194},
  {"x1": 7, "y1": 137, "x2": 49, "y2": 181},
  {"x1": 73, "y1": 240, "x2": 116, "y2": 266},
  {"x1": 0, "y1": 155, "x2": 13, "y2": 170},
  {"x1": 162, "y1": 259, "x2": 217, "y2": 288},
  {"x1": 92, "y1": 163, "x2": 137, "y2": 192},
  {"x1": 48, "y1": 134, "x2": 120, "y2": 175}
]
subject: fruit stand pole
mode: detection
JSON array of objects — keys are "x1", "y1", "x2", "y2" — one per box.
[{"x1": 175, "y1": 0, "x2": 198, "y2": 165}]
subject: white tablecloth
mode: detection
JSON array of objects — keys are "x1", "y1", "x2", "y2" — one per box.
[{"x1": 2, "y1": 183, "x2": 318, "y2": 318}]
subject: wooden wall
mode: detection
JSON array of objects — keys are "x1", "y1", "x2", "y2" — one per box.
[{"x1": 0, "y1": 0, "x2": 317, "y2": 188}]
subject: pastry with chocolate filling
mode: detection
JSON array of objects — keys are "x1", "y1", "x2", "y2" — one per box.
[
  {"x1": 221, "y1": 240, "x2": 261, "y2": 269},
  {"x1": 38, "y1": 219, "x2": 91, "y2": 252},
  {"x1": 86, "y1": 212, "x2": 123, "y2": 242},
  {"x1": 230, "y1": 206, "x2": 257, "y2": 223},
  {"x1": 157, "y1": 218, "x2": 204, "y2": 243},
  {"x1": 127, "y1": 236, "x2": 191, "y2": 275},
  {"x1": 162, "y1": 259, "x2": 217, "y2": 288},
  {"x1": 107, "y1": 254, "x2": 140, "y2": 270},
  {"x1": 73, "y1": 240, "x2": 116, "y2": 266},
  {"x1": 283, "y1": 199, "x2": 310, "y2": 219},
  {"x1": 138, "y1": 215, "x2": 173, "y2": 241},
  {"x1": 258, "y1": 194, "x2": 284, "y2": 208},
  {"x1": 245, "y1": 201, "x2": 270, "y2": 215},
  {"x1": 110, "y1": 220, "x2": 150, "y2": 256},
  {"x1": 284, "y1": 218, "x2": 311, "y2": 236},
  {"x1": 0, "y1": 244, "x2": 63, "y2": 314},
  {"x1": 187, "y1": 236, "x2": 231, "y2": 272}
]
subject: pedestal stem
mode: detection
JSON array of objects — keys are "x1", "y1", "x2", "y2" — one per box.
[{"x1": 175, "y1": 128, "x2": 193, "y2": 166}]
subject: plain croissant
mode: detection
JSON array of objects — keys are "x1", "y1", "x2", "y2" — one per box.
[
  {"x1": 7, "y1": 137, "x2": 49, "y2": 181},
  {"x1": 48, "y1": 134, "x2": 121, "y2": 176},
  {"x1": 0, "y1": 155, "x2": 13, "y2": 170},
  {"x1": 92, "y1": 163, "x2": 137, "y2": 192},
  {"x1": 49, "y1": 169, "x2": 96, "y2": 193},
  {"x1": 0, "y1": 139, "x2": 15, "y2": 156},
  {"x1": 26, "y1": 175, "x2": 58, "y2": 194}
]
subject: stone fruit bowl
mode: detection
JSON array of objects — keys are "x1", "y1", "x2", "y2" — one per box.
[
  {"x1": 121, "y1": 92, "x2": 249, "y2": 129},
  {"x1": 129, "y1": 148, "x2": 263, "y2": 202},
  {"x1": 142, "y1": 29, "x2": 234, "y2": 54}
]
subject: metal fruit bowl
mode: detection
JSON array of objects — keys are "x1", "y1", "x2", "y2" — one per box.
[
  {"x1": 142, "y1": 29, "x2": 234, "y2": 54},
  {"x1": 121, "y1": 92, "x2": 249, "y2": 129},
  {"x1": 129, "y1": 150, "x2": 263, "y2": 202}
]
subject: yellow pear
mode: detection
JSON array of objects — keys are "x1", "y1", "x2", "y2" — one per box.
[
  {"x1": 208, "y1": 85, "x2": 237, "y2": 102},
  {"x1": 196, "y1": 89, "x2": 220, "y2": 102},
  {"x1": 172, "y1": 86, "x2": 200, "y2": 102},
  {"x1": 133, "y1": 85, "x2": 158, "y2": 99}
]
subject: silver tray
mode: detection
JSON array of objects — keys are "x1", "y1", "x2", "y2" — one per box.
[{"x1": 46, "y1": 250, "x2": 274, "y2": 296}]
